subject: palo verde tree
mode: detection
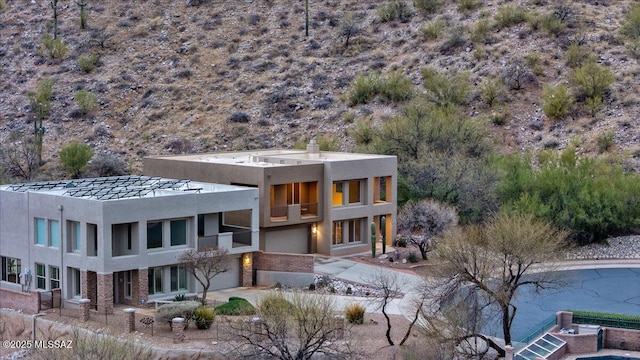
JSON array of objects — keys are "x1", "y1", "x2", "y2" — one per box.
[
  {"x1": 433, "y1": 212, "x2": 568, "y2": 353},
  {"x1": 230, "y1": 291, "x2": 359, "y2": 359},
  {"x1": 397, "y1": 199, "x2": 458, "y2": 260},
  {"x1": 60, "y1": 141, "x2": 94, "y2": 178},
  {"x1": 177, "y1": 247, "x2": 230, "y2": 304}
]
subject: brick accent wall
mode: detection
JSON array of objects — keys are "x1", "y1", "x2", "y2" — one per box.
[
  {"x1": 557, "y1": 311, "x2": 573, "y2": 329},
  {"x1": 0, "y1": 288, "x2": 40, "y2": 314},
  {"x1": 253, "y1": 251, "x2": 314, "y2": 273},
  {"x1": 137, "y1": 268, "x2": 149, "y2": 307},
  {"x1": 96, "y1": 272, "x2": 113, "y2": 314},
  {"x1": 240, "y1": 253, "x2": 253, "y2": 287},
  {"x1": 554, "y1": 333, "x2": 597, "y2": 354},
  {"x1": 604, "y1": 327, "x2": 640, "y2": 351}
]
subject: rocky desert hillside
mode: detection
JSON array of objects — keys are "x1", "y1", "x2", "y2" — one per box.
[{"x1": 1, "y1": 0, "x2": 639, "y2": 178}]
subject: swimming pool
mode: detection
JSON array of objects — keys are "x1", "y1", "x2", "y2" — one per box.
[{"x1": 576, "y1": 356, "x2": 640, "y2": 360}]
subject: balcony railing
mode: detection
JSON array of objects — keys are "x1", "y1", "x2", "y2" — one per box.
[
  {"x1": 270, "y1": 202, "x2": 319, "y2": 221},
  {"x1": 197, "y1": 229, "x2": 253, "y2": 252},
  {"x1": 300, "y1": 202, "x2": 318, "y2": 217}
]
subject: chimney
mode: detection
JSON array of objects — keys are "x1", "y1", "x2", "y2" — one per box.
[{"x1": 307, "y1": 138, "x2": 320, "y2": 157}]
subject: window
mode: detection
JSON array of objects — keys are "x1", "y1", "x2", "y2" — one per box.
[
  {"x1": 49, "y1": 220, "x2": 60, "y2": 247},
  {"x1": 49, "y1": 266, "x2": 60, "y2": 289},
  {"x1": 170, "y1": 266, "x2": 187, "y2": 292},
  {"x1": 147, "y1": 222, "x2": 163, "y2": 249},
  {"x1": 1, "y1": 257, "x2": 21, "y2": 284},
  {"x1": 170, "y1": 219, "x2": 187, "y2": 246},
  {"x1": 148, "y1": 267, "x2": 163, "y2": 295},
  {"x1": 87, "y1": 223, "x2": 98, "y2": 257},
  {"x1": 68, "y1": 221, "x2": 81, "y2": 252},
  {"x1": 332, "y1": 221, "x2": 343, "y2": 245},
  {"x1": 332, "y1": 183, "x2": 343, "y2": 206},
  {"x1": 124, "y1": 271, "x2": 132, "y2": 299},
  {"x1": 72, "y1": 268, "x2": 81, "y2": 297},
  {"x1": 36, "y1": 218, "x2": 46, "y2": 245},
  {"x1": 348, "y1": 180, "x2": 362, "y2": 204},
  {"x1": 36, "y1": 263, "x2": 46, "y2": 290},
  {"x1": 374, "y1": 176, "x2": 392, "y2": 203},
  {"x1": 347, "y1": 219, "x2": 362, "y2": 243}
]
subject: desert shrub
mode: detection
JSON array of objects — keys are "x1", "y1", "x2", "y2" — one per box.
[
  {"x1": 458, "y1": 0, "x2": 481, "y2": 12},
  {"x1": 156, "y1": 300, "x2": 201, "y2": 324},
  {"x1": 230, "y1": 111, "x2": 250, "y2": 123},
  {"x1": 75, "y1": 89, "x2": 98, "y2": 114},
  {"x1": 539, "y1": 12, "x2": 565, "y2": 36},
  {"x1": 78, "y1": 53, "x2": 98, "y2": 73},
  {"x1": 420, "y1": 18, "x2": 445, "y2": 40},
  {"x1": 193, "y1": 306, "x2": 216, "y2": 329},
  {"x1": 393, "y1": 237, "x2": 408, "y2": 247},
  {"x1": 41, "y1": 33, "x2": 68, "y2": 59},
  {"x1": 421, "y1": 67, "x2": 470, "y2": 109},
  {"x1": 541, "y1": 84, "x2": 573, "y2": 120},
  {"x1": 259, "y1": 293, "x2": 295, "y2": 315},
  {"x1": 60, "y1": 141, "x2": 94, "y2": 178},
  {"x1": 480, "y1": 76, "x2": 504, "y2": 107},
  {"x1": 570, "y1": 61, "x2": 614, "y2": 103},
  {"x1": 174, "y1": 293, "x2": 186, "y2": 302},
  {"x1": 352, "y1": 119, "x2": 375, "y2": 147},
  {"x1": 378, "y1": 71, "x2": 414, "y2": 102},
  {"x1": 214, "y1": 296, "x2": 256, "y2": 315},
  {"x1": 377, "y1": 1, "x2": 412, "y2": 23},
  {"x1": 0, "y1": 0, "x2": 5, "y2": 13},
  {"x1": 347, "y1": 73, "x2": 379, "y2": 105},
  {"x1": 565, "y1": 43, "x2": 594, "y2": 68},
  {"x1": 344, "y1": 303, "x2": 365, "y2": 324},
  {"x1": 28, "y1": 78, "x2": 55, "y2": 120},
  {"x1": 596, "y1": 130, "x2": 615, "y2": 153},
  {"x1": 497, "y1": 147, "x2": 640, "y2": 244},
  {"x1": 621, "y1": 4, "x2": 640, "y2": 39},
  {"x1": 470, "y1": 19, "x2": 492, "y2": 43},
  {"x1": 502, "y1": 60, "x2": 534, "y2": 90},
  {"x1": 524, "y1": 54, "x2": 543, "y2": 76},
  {"x1": 308, "y1": 283, "x2": 316, "y2": 291},
  {"x1": 407, "y1": 252, "x2": 419, "y2": 263},
  {"x1": 88, "y1": 153, "x2": 127, "y2": 177},
  {"x1": 414, "y1": 0, "x2": 441, "y2": 16},
  {"x1": 439, "y1": 26, "x2": 466, "y2": 55},
  {"x1": 494, "y1": 5, "x2": 527, "y2": 29}
]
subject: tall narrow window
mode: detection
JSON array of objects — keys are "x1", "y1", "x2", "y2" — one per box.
[
  {"x1": 148, "y1": 267, "x2": 163, "y2": 295},
  {"x1": 348, "y1": 180, "x2": 362, "y2": 204},
  {"x1": 49, "y1": 220, "x2": 60, "y2": 247},
  {"x1": 170, "y1": 266, "x2": 187, "y2": 292},
  {"x1": 348, "y1": 219, "x2": 362, "y2": 243},
  {"x1": 72, "y1": 268, "x2": 81, "y2": 297},
  {"x1": 68, "y1": 221, "x2": 81, "y2": 252},
  {"x1": 49, "y1": 266, "x2": 60, "y2": 289},
  {"x1": 124, "y1": 271, "x2": 132, "y2": 299},
  {"x1": 35, "y1": 263, "x2": 46, "y2": 290},
  {"x1": 147, "y1": 222, "x2": 163, "y2": 249},
  {"x1": 170, "y1": 219, "x2": 187, "y2": 246},
  {"x1": 36, "y1": 218, "x2": 46, "y2": 245},
  {"x1": 332, "y1": 183, "x2": 344, "y2": 206},
  {"x1": 332, "y1": 221, "x2": 343, "y2": 245}
]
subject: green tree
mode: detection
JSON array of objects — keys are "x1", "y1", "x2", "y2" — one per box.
[
  {"x1": 60, "y1": 141, "x2": 93, "y2": 178},
  {"x1": 434, "y1": 213, "x2": 568, "y2": 354},
  {"x1": 541, "y1": 83, "x2": 574, "y2": 120},
  {"x1": 570, "y1": 61, "x2": 614, "y2": 104}
]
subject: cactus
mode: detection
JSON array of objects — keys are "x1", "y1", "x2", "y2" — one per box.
[
  {"x1": 370, "y1": 222, "x2": 376, "y2": 258},
  {"x1": 381, "y1": 216, "x2": 386, "y2": 254}
]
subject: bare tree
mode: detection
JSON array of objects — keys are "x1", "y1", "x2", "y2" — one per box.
[
  {"x1": 230, "y1": 291, "x2": 360, "y2": 359},
  {"x1": 432, "y1": 213, "x2": 568, "y2": 354},
  {"x1": 177, "y1": 248, "x2": 231, "y2": 304},
  {"x1": 366, "y1": 270, "x2": 424, "y2": 347},
  {"x1": 339, "y1": 14, "x2": 361, "y2": 49},
  {"x1": 397, "y1": 199, "x2": 458, "y2": 260},
  {"x1": 0, "y1": 139, "x2": 39, "y2": 181}
]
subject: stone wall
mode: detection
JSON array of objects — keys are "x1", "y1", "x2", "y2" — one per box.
[
  {"x1": 0, "y1": 288, "x2": 40, "y2": 314},
  {"x1": 253, "y1": 252, "x2": 314, "y2": 273},
  {"x1": 604, "y1": 327, "x2": 640, "y2": 351},
  {"x1": 554, "y1": 333, "x2": 597, "y2": 354}
]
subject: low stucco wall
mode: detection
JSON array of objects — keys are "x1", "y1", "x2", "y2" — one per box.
[{"x1": 255, "y1": 270, "x2": 315, "y2": 287}]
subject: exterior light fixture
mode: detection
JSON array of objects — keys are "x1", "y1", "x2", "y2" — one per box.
[
  {"x1": 243, "y1": 254, "x2": 252, "y2": 266},
  {"x1": 312, "y1": 223, "x2": 317, "y2": 234}
]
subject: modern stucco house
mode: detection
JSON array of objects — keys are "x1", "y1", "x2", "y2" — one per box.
[
  {"x1": 144, "y1": 140, "x2": 397, "y2": 256},
  {"x1": 0, "y1": 175, "x2": 259, "y2": 313}
]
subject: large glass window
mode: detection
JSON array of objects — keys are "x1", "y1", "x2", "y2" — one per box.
[
  {"x1": 1, "y1": 257, "x2": 21, "y2": 284},
  {"x1": 170, "y1": 266, "x2": 187, "y2": 292},
  {"x1": 332, "y1": 221, "x2": 343, "y2": 245},
  {"x1": 36, "y1": 263, "x2": 46, "y2": 290},
  {"x1": 147, "y1": 222, "x2": 163, "y2": 249},
  {"x1": 49, "y1": 220, "x2": 60, "y2": 247},
  {"x1": 50, "y1": 266, "x2": 60, "y2": 289},
  {"x1": 170, "y1": 220, "x2": 187, "y2": 246},
  {"x1": 347, "y1": 219, "x2": 362, "y2": 243},
  {"x1": 332, "y1": 183, "x2": 343, "y2": 206},
  {"x1": 374, "y1": 176, "x2": 392, "y2": 203},
  {"x1": 148, "y1": 267, "x2": 163, "y2": 295},
  {"x1": 36, "y1": 218, "x2": 46, "y2": 245}
]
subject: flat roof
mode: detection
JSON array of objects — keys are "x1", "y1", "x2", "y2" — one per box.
[
  {"x1": 148, "y1": 149, "x2": 395, "y2": 168},
  {"x1": 0, "y1": 175, "x2": 251, "y2": 201}
]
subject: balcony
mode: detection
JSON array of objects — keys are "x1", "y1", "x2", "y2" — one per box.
[
  {"x1": 270, "y1": 202, "x2": 319, "y2": 222},
  {"x1": 197, "y1": 229, "x2": 253, "y2": 252}
]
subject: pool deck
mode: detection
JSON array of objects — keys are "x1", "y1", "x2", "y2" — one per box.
[{"x1": 560, "y1": 349, "x2": 640, "y2": 359}]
